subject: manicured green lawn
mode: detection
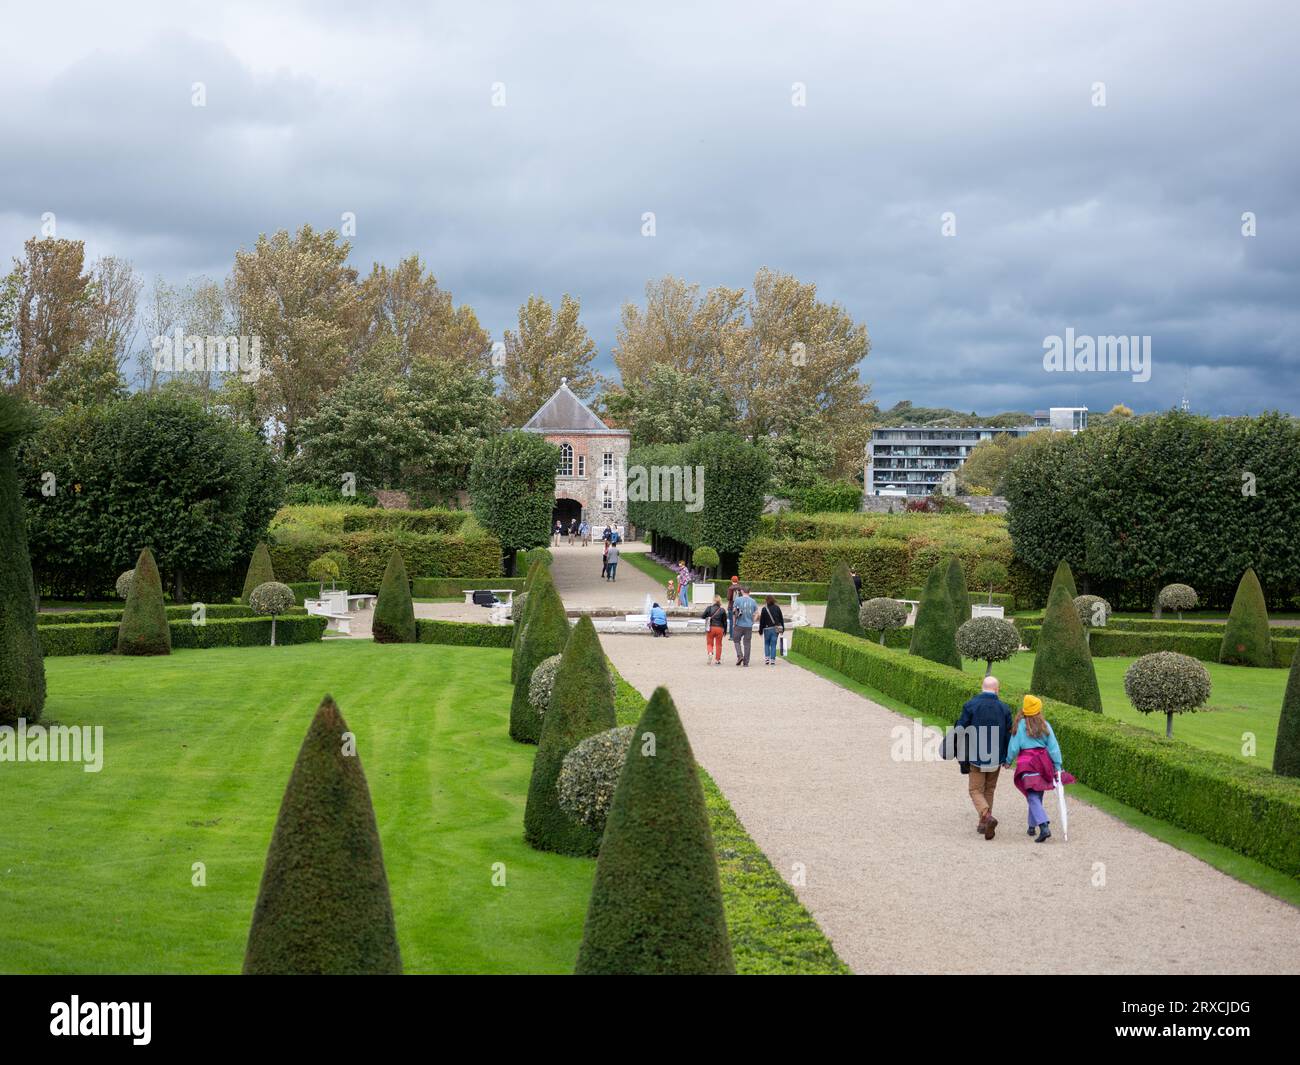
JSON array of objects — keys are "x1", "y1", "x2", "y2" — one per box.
[
  {"x1": 962, "y1": 652, "x2": 1286, "y2": 765},
  {"x1": 620, "y1": 550, "x2": 678, "y2": 588},
  {"x1": 1, "y1": 643, "x2": 595, "y2": 974}
]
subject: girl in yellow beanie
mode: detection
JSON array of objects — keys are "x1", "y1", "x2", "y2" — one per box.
[{"x1": 1004, "y1": 694, "x2": 1072, "y2": 842}]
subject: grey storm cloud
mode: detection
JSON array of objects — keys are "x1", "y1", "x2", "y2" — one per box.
[{"x1": 1, "y1": 0, "x2": 1296, "y2": 416}]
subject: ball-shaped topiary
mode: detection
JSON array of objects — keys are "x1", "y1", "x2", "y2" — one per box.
[
  {"x1": 955, "y1": 616, "x2": 1021, "y2": 675},
  {"x1": 307, "y1": 556, "x2": 339, "y2": 594},
  {"x1": 1073, "y1": 594, "x2": 1112, "y2": 631},
  {"x1": 972, "y1": 560, "x2": 1008, "y2": 605},
  {"x1": 693, "y1": 546, "x2": 719, "y2": 580},
  {"x1": 858, "y1": 597, "x2": 909, "y2": 645},
  {"x1": 1157, "y1": 583, "x2": 1198, "y2": 621},
  {"x1": 557, "y1": 725, "x2": 635, "y2": 834},
  {"x1": 250, "y1": 581, "x2": 297, "y2": 646},
  {"x1": 1124, "y1": 651, "x2": 1211, "y2": 738},
  {"x1": 511, "y1": 590, "x2": 528, "y2": 620},
  {"x1": 528, "y1": 654, "x2": 564, "y2": 715},
  {"x1": 115, "y1": 569, "x2": 135, "y2": 600}
]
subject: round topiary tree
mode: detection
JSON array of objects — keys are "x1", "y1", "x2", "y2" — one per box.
[
  {"x1": 307, "y1": 556, "x2": 339, "y2": 596},
  {"x1": 574, "y1": 687, "x2": 734, "y2": 974},
  {"x1": 956, "y1": 616, "x2": 1021, "y2": 675},
  {"x1": 859, "y1": 597, "x2": 909, "y2": 645},
  {"x1": 972, "y1": 560, "x2": 1008, "y2": 606},
  {"x1": 1273, "y1": 650, "x2": 1300, "y2": 778},
  {"x1": 1124, "y1": 651, "x2": 1212, "y2": 738},
  {"x1": 116, "y1": 546, "x2": 172, "y2": 656},
  {"x1": 1073, "y1": 594, "x2": 1112, "y2": 646},
  {"x1": 945, "y1": 556, "x2": 971, "y2": 623},
  {"x1": 909, "y1": 562, "x2": 960, "y2": 669},
  {"x1": 823, "y1": 560, "x2": 863, "y2": 638},
  {"x1": 0, "y1": 392, "x2": 45, "y2": 727},
  {"x1": 250, "y1": 581, "x2": 297, "y2": 646},
  {"x1": 524, "y1": 616, "x2": 619, "y2": 856},
  {"x1": 243, "y1": 695, "x2": 402, "y2": 974},
  {"x1": 1030, "y1": 581, "x2": 1102, "y2": 713},
  {"x1": 1157, "y1": 583, "x2": 1198, "y2": 621},
  {"x1": 115, "y1": 569, "x2": 135, "y2": 600},
  {"x1": 558, "y1": 725, "x2": 636, "y2": 835},
  {"x1": 527, "y1": 654, "x2": 564, "y2": 716},
  {"x1": 1219, "y1": 568, "x2": 1272, "y2": 667},
  {"x1": 693, "y1": 546, "x2": 719, "y2": 581},
  {"x1": 372, "y1": 548, "x2": 416, "y2": 644},
  {"x1": 240, "y1": 542, "x2": 276, "y2": 604}
]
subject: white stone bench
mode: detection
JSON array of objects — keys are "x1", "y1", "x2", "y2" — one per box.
[
  {"x1": 463, "y1": 589, "x2": 516, "y2": 607},
  {"x1": 347, "y1": 594, "x2": 377, "y2": 612},
  {"x1": 304, "y1": 599, "x2": 353, "y2": 635},
  {"x1": 746, "y1": 591, "x2": 805, "y2": 624}
]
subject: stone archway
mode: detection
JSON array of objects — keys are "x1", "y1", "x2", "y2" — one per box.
[{"x1": 552, "y1": 497, "x2": 583, "y2": 531}]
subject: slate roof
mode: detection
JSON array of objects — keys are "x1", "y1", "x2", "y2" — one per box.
[{"x1": 520, "y1": 379, "x2": 629, "y2": 435}]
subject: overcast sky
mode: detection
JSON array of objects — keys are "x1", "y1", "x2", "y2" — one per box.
[{"x1": 2, "y1": 0, "x2": 1296, "y2": 417}]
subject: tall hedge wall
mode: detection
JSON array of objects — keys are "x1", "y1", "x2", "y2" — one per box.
[
  {"x1": 268, "y1": 530, "x2": 501, "y2": 590},
  {"x1": 793, "y1": 627, "x2": 1300, "y2": 877}
]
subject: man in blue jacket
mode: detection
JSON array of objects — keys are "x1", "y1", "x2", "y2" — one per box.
[{"x1": 954, "y1": 675, "x2": 1013, "y2": 840}]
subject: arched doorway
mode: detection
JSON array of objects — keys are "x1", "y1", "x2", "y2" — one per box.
[{"x1": 551, "y1": 497, "x2": 582, "y2": 532}]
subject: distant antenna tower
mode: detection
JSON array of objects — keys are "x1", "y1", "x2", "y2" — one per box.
[{"x1": 1179, "y1": 371, "x2": 1190, "y2": 413}]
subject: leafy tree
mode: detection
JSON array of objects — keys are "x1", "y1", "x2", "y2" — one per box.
[
  {"x1": 693, "y1": 546, "x2": 719, "y2": 581},
  {"x1": 956, "y1": 617, "x2": 1021, "y2": 675},
  {"x1": 823, "y1": 561, "x2": 863, "y2": 637},
  {"x1": 241, "y1": 543, "x2": 276, "y2": 603},
  {"x1": 372, "y1": 549, "x2": 416, "y2": 643},
  {"x1": 500, "y1": 294, "x2": 599, "y2": 426},
  {"x1": 510, "y1": 576, "x2": 569, "y2": 743},
  {"x1": 1073, "y1": 594, "x2": 1112, "y2": 645},
  {"x1": 243, "y1": 695, "x2": 401, "y2": 974},
  {"x1": 249, "y1": 581, "x2": 296, "y2": 645},
  {"x1": 909, "y1": 563, "x2": 960, "y2": 669},
  {"x1": 1157, "y1": 583, "x2": 1198, "y2": 620},
  {"x1": 859, "y1": 597, "x2": 909, "y2": 645},
  {"x1": 469, "y1": 431, "x2": 559, "y2": 575},
  {"x1": 1030, "y1": 582, "x2": 1103, "y2": 713},
  {"x1": 1124, "y1": 651, "x2": 1212, "y2": 738},
  {"x1": 524, "y1": 617, "x2": 618, "y2": 856},
  {"x1": 116, "y1": 546, "x2": 171, "y2": 656},
  {"x1": 945, "y1": 556, "x2": 970, "y2": 622},
  {"x1": 600, "y1": 364, "x2": 735, "y2": 445},
  {"x1": 1219, "y1": 568, "x2": 1272, "y2": 667},
  {"x1": 1273, "y1": 651, "x2": 1300, "y2": 778},
  {"x1": 955, "y1": 430, "x2": 1052, "y2": 495},
  {"x1": 0, "y1": 393, "x2": 45, "y2": 726},
  {"x1": 972, "y1": 560, "x2": 1008, "y2": 605},
  {"x1": 308, "y1": 556, "x2": 339, "y2": 595},
  {"x1": 0, "y1": 237, "x2": 93, "y2": 400},
  {"x1": 575, "y1": 687, "x2": 734, "y2": 974}
]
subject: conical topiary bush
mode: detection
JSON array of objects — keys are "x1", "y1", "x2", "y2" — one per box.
[
  {"x1": 243, "y1": 695, "x2": 401, "y2": 974},
  {"x1": 822, "y1": 561, "x2": 863, "y2": 637},
  {"x1": 1047, "y1": 560, "x2": 1078, "y2": 604},
  {"x1": 240, "y1": 542, "x2": 277, "y2": 604},
  {"x1": 116, "y1": 547, "x2": 171, "y2": 656},
  {"x1": 510, "y1": 577, "x2": 570, "y2": 744},
  {"x1": 1273, "y1": 650, "x2": 1300, "y2": 778},
  {"x1": 511, "y1": 559, "x2": 548, "y2": 676},
  {"x1": 1030, "y1": 581, "x2": 1103, "y2": 713},
  {"x1": 1218, "y1": 567, "x2": 1272, "y2": 667},
  {"x1": 372, "y1": 548, "x2": 416, "y2": 644},
  {"x1": 574, "y1": 687, "x2": 734, "y2": 974},
  {"x1": 909, "y1": 562, "x2": 960, "y2": 669},
  {"x1": 0, "y1": 394, "x2": 45, "y2": 726},
  {"x1": 524, "y1": 616, "x2": 617, "y2": 856},
  {"x1": 945, "y1": 556, "x2": 970, "y2": 623}
]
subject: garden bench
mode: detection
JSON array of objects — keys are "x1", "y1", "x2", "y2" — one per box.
[
  {"x1": 303, "y1": 599, "x2": 353, "y2": 635},
  {"x1": 463, "y1": 588, "x2": 516, "y2": 607},
  {"x1": 746, "y1": 591, "x2": 805, "y2": 624},
  {"x1": 347, "y1": 593, "x2": 377, "y2": 612}
]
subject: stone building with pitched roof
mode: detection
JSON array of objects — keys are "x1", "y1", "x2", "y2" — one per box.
[{"x1": 519, "y1": 379, "x2": 632, "y2": 532}]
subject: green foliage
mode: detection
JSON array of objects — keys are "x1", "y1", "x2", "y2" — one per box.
[
  {"x1": 945, "y1": 556, "x2": 970, "y2": 622},
  {"x1": 1030, "y1": 582, "x2": 1102, "y2": 713},
  {"x1": 794, "y1": 627, "x2": 1300, "y2": 877},
  {"x1": 600, "y1": 364, "x2": 735, "y2": 446},
  {"x1": 822, "y1": 561, "x2": 863, "y2": 637},
  {"x1": 1048, "y1": 559, "x2": 1078, "y2": 603},
  {"x1": 1274, "y1": 652, "x2": 1300, "y2": 778},
  {"x1": 909, "y1": 563, "x2": 960, "y2": 669},
  {"x1": 511, "y1": 562, "x2": 550, "y2": 677},
  {"x1": 37, "y1": 603, "x2": 303, "y2": 626},
  {"x1": 243, "y1": 695, "x2": 402, "y2": 974},
  {"x1": 41, "y1": 615, "x2": 326, "y2": 656},
  {"x1": 241, "y1": 543, "x2": 276, "y2": 603},
  {"x1": 521, "y1": 547, "x2": 553, "y2": 570},
  {"x1": 787, "y1": 479, "x2": 862, "y2": 514},
  {"x1": 414, "y1": 618, "x2": 514, "y2": 648},
  {"x1": 1016, "y1": 625, "x2": 1296, "y2": 667},
  {"x1": 627, "y1": 433, "x2": 771, "y2": 554},
  {"x1": 1219, "y1": 568, "x2": 1273, "y2": 667},
  {"x1": 575, "y1": 687, "x2": 734, "y2": 974},
  {"x1": 557, "y1": 726, "x2": 635, "y2": 835},
  {"x1": 692, "y1": 546, "x2": 719, "y2": 578},
  {"x1": 527, "y1": 654, "x2": 564, "y2": 716},
  {"x1": 248, "y1": 582, "x2": 296, "y2": 616},
  {"x1": 307, "y1": 555, "x2": 339, "y2": 591},
  {"x1": 338, "y1": 508, "x2": 470, "y2": 534},
  {"x1": 1004, "y1": 411, "x2": 1300, "y2": 610},
  {"x1": 524, "y1": 617, "x2": 618, "y2": 855},
  {"x1": 1124, "y1": 651, "x2": 1212, "y2": 736},
  {"x1": 372, "y1": 549, "x2": 416, "y2": 644},
  {"x1": 1158, "y1": 583, "x2": 1198, "y2": 617},
  {"x1": 1074, "y1": 594, "x2": 1112, "y2": 630},
  {"x1": 971, "y1": 559, "x2": 1009, "y2": 602},
  {"x1": 468, "y1": 430, "x2": 559, "y2": 555},
  {"x1": 955, "y1": 617, "x2": 1021, "y2": 673},
  {"x1": 114, "y1": 570, "x2": 134, "y2": 599},
  {"x1": 510, "y1": 575, "x2": 569, "y2": 743},
  {"x1": 858, "y1": 597, "x2": 909, "y2": 644},
  {"x1": 0, "y1": 392, "x2": 45, "y2": 726},
  {"x1": 116, "y1": 547, "x2": 171, "y2": 656}
]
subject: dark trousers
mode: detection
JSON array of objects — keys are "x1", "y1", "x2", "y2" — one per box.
[{"x1": 733, "y1": 626, "x2": 752, "y2": 664}]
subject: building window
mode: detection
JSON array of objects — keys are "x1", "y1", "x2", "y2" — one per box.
[
  {"x1": 577, "y1": 455, "x2": 585, "y2": 477},
  {"x1": 558, "y1": 442, "x2": 573, "y2": 476},
  {"x1": 602, "y1": 451, "x2": 614, "y2": 476},
  {"x1": 603, "y1": 489, "x2": 613, "y2": 511}
]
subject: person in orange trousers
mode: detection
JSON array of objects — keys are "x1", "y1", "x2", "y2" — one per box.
[{"x1": 703, "y1": 594, "x2": 728, "y2": 664}]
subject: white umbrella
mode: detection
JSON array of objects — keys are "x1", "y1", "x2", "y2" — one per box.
[{"x1": 1054, "y1": 774, "x2": 1069, "y2": 841}]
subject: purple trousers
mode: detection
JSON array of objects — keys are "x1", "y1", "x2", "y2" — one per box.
[{"x1": 1026, "y1": 788, "x2": 1049, "y2": 827}]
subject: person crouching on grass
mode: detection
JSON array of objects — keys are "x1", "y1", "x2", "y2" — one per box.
[{"x1": 1004, "y1": 694, "x2": 1074, "y2": 843}]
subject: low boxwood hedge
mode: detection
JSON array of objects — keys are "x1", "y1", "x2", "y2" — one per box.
[
  {"x1": 37, "y1": 604, "x2": 306, "y2": 625},
  {"x1": 415, "y1": 619, "x2": 514, "y2": 648},
  {"x1": 40, "y1": 615, "x2": 327, "y2": 656},
  {"x1": 792, "y1": 627, "x2": 1300, "y2": 877},
  {"x1": 1017, "y1": 625, "x2": 1296, "y2": 667}
]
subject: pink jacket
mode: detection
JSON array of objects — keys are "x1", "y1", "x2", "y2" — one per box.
[{"x1": 1013, "y1": 746, "x2": 1075, "y2": 795}]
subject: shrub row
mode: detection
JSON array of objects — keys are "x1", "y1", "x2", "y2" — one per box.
[
  {"x1": 792, "y1": 627, "x2": 1300, "y2": 877},
  {"x1": 268, "y1": 529, "x2": 501, "y2": 590},
  {"x1": 36, "y1": 604, "x2": 306, "y2": 626},
  {"x1": 414, "y1": 619, "x2": 514, "y2": 648},
  {"x1": 340, "y1": 508, "x2": 470, "y2": 534},
  {"x1": 40, "y1": 615, "x2": 327, "y2": 656},
  {"x1": 411, "y1": 577, "x2": 527, "y2": 598},
  {"x1": 1016, "y1": 625, "x2": 1297, "y2": 667}
]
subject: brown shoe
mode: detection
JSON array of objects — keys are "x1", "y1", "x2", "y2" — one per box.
[
  {"x1": 984, "y1": 815, "x2": 998, "y2": 841},
  {"x1": 976, "y1": 813, "x2": 989, "y2": 834}
]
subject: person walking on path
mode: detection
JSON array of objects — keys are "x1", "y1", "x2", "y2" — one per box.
[
  {"x1": 1005, "y1": 694, "x2": 1073, "y2": 843},
  {"x1": 553, "y1": 520, "x2": 562, "y2": 546},
  {"x1": 953, "y1": 676, "x2": 1014, "y2": 840},
  {"x1": 703, "y1": 594, "x2": 728, "y2": 664},
  {"x1": 759, "y1": 595, "x2": 785, "y2": 665},
  {"x1": 726, "y1": 575, "x2": 741, "y2": 612},
  {"x1": 600, "y1": 540, "x2": 610, "y2": 580},
  {"x1": 579, "y1": 519, "x2": 590, "y2": 545},
  {"x1": 731, "y1": 586, "x2": 757, "y2": 666},
  {"x1": 676, "y1": 562, "x2": 691, "y2": 606},
  {"x1": 602, "y1": 525, "x2": 612, "y2": 544},
  {"x1": 567, "y1": 519, "x2": 577, "y2": 545},
  {"x1": 605, "y1": 541, "x2": 620, "y2": 581}
]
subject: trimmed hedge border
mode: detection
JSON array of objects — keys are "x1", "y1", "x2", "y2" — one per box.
[
  {"x1": 792, "y1": 627, "x2": 1300, "y2": 877},
  {"x1": 40, "y1": 615, "x2": 328, "y2": 656},
  {"x1": 1017, "y1": 625, "x2": 1296, "y2": 667},
  {"x1": 37, "y1": 604, "x2": 306, "y2": 625},
  {"x1": 415, "y1": 619, "x2": 514, "y2": 648}
]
